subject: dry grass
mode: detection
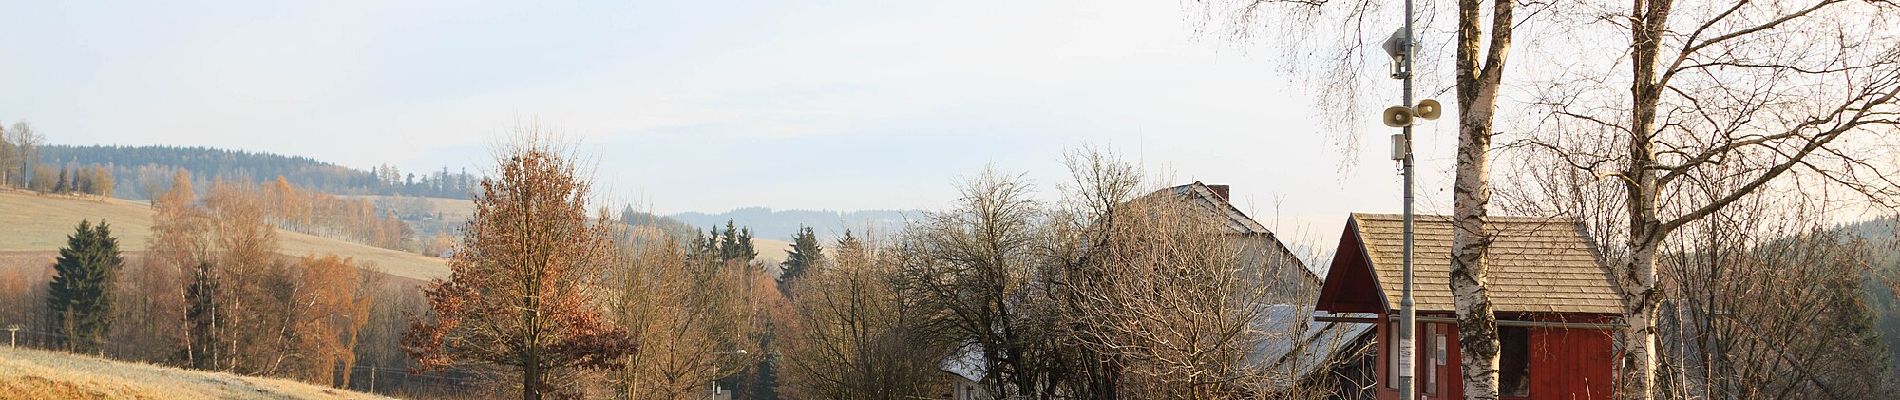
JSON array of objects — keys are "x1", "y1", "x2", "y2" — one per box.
[
  {"x1": 0, "y1": 346, "x2": 391, "y2": 400},
  {"x1": 752, "y1": 238, "x2": 793, "y2": 266},
  {"x1": 344, "y1": 195, "x2": 477, "y2": 221},
  {"x1": 0, "y1": 190, "x2": 448, "y2": 280}
]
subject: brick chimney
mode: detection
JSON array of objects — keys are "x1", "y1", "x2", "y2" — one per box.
[{"x1": 1206, "y1": 184, "x2": 1231, "y2": 202}]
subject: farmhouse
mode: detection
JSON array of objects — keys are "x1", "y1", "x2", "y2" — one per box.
[
  {"x1": 937, "y1": 182, "x2": 1377, "y2": 398},
  {"x1": 1314, "y1": 213, "x2": 1621, "y2": 400}
]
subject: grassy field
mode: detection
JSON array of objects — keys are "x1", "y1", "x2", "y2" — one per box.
[
  {"x1": 345, "y1": 195, "x2": 478, "y2": 222},
  {"x1": 752, "y1": 238, "x2": 793, "y2": 266},
  {"x1": 0, "y1": 190, "x2": 448, "y2": 280},
  {"x1": 0, "y1": 346, "x2": 390, "y2": 400}
]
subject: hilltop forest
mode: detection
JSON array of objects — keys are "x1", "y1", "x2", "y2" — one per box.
[{"x1": 38, "y1": 143, "x2": 480, "y2": 200}]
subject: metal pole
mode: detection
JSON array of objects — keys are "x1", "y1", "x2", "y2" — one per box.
[{"x1": 1398, "y1": 0, "x2": 1418, "y2": 398}]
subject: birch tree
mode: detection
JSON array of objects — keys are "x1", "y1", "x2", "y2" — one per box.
[
  {"x1": 1445, "y1": 0, "x2": 1512, "y2": 397},
  {"x1": 1198, "y1": 0, "x2": 1517, "y2": 396},
  {"x1": 1513, "y1": 1, "x2": 1900, "y2": 397}
]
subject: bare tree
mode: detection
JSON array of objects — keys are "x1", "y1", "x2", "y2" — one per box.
[
  {"x1": 8, "y1": 121, "x2": 39, "y2": 188},
  {"x1": 1654, "y1": 190, "x2": 1885, "y2": 399},
  {"x1": 1196, "y1": 1, "x2": 1520, "y2": 396},
  {"x1": 1061, "y1": 189, "x2": 1272, "y2": 398},
  {"x1": 1511, "y1": 1, "x2": 1900, "y2": 397},
  {"x1": 0, "y1": 121, "x2": 12, "y2": 188},
  {"x1": 779, "y1": 232, "x2": 952, "y2": 400},
  {"x1": 610, "y1": 236, "x2": 762, "y2": 400},
  {"x1": 894, "y1": 167, "x2": 1062, "y2": 399}
]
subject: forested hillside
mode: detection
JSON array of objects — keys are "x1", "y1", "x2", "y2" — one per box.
[
  {"x1": 39, "y1": 145, "x2": 478, "y2": 200},
  {"x1": 669, "y1": 207, "x2": 914, "y2": 241},
  {"x1": 1842, "y1": 218, "x2": 1900, "y2": 374}
]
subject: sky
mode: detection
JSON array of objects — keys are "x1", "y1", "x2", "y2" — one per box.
[{"x1": 0, "y1": 0, "x2": 1468, "y2": 245}]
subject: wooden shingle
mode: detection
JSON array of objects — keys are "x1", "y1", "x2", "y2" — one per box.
[{"x1": 1349, "y1": 213, "x2": 1623, "y2": 315}]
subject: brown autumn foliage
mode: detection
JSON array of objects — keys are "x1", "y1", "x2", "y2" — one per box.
[
  {"x1": 200, "y1": 178, "x2": 287, "y2": 374},
  {"x1": 266, "y1": 255, "x2": 379, "y2": 386},
  {"x1": 264, "y1": 175, "x2": 414, "y2": 251},
  {"x1": 609, "y1": 237, "x2": 765, "y2": 399},
  {"x1": 403, "y1": 134, "x2": 628, "y2": 399},
  {"x1": 139, "y1": 171, "x2": 391, "y2": 389},
  {"x1": 0, "y1": 264, "x2": 51, "y2": 345}
]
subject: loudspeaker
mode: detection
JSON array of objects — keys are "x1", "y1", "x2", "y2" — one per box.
[
  {"x1": 1383, "y1": 106, "x2": 1416, "y2": 127},
  {"x1": 1415, "y1": 99, "x2": 1442, "y2": 120}
]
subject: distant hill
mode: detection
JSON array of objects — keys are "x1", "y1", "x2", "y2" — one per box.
[
  {"x1": 668, "y1": 207, "x2": 917, "y2": 242},
  {"x1": 0, "y1": 189, "x2": 447, "y2": 281},
  {"x1": 39, "y1": 144, "x2": 478, "y2": 200},
  {"x1": 336, "y1": 196, "x2": 798, "y2": 265},
  {"x1": 0, "y1": 346, "x2": 389, "y2": 399}
]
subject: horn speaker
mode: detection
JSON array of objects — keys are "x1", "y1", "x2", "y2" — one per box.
[
  {"x1": 1415, "y1": 99, "x2": 1442, "y2": 120},
  {"x1": 1382, "y1": 106, "x2": 1416, "y2": 127}
]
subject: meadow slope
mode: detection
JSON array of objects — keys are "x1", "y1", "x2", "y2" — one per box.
[
  {"x1": 0, "y1": 190, "x2": 448, "y2": 280},
  {"x1": 0, "y1": 346, "x2": 390, "y2": 400}
]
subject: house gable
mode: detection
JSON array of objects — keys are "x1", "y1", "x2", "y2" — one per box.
[{"x1": 1316, "y1": 219, "x2": 1386, "y2": 314}]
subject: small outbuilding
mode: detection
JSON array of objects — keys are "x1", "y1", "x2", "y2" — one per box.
[{"x1": 1314, "y1": 213, "x2": 1621, "y2": 400}]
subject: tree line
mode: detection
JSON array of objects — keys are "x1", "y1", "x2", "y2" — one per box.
[
  {"x1": 6, "y1": 138, "x2": 484, "y2": 200},
  {"x1": 0, "y1": 121, "x2": 115, "y2": 198},
  {"x1": 0, "y1": 170, "x2": 442, "y2": 393},
  {"x1": 399, "y1": 135, "x2": 1328, "y2": 399},
  {"x1": 405, "y1": 132, "x2": 1892, "y2": 400},
  {"x1": 0, "y1": 164, "x2": 520, "y2": 397}
]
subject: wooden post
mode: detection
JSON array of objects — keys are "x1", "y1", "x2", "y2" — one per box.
[
  {"x1": 369, "y1": 365, "x2": 377, "y2": 393},
  {"x1": 7, "y1": 325, "x2": 18, "y2": 348}
]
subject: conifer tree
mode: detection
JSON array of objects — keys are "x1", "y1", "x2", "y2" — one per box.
[
  {"x1": 46, "y1": 220, "x2": 124, "y2": 354},
  {"x1": 53, "y1": 167, "x2": 69, "y2": 193},
  {"x1": 736, "y1": 227, "x2": 757, "y2": 262},
  {"x1": 184, "y1": 261, "x2": 222, "y2": 370},
  {"x1": 721, "y1": 220, "x2": 742, "y2": 261},
  {"x1": 778, "y1": 226, "x2": 822, "y2": 292}
]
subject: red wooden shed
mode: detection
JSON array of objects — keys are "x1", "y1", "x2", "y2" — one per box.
[{"x1": 1314, "y1": 213, "x2": 1622, "y2": 400}]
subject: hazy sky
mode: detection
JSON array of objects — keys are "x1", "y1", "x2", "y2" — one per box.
[{"x1": 0, "y1": 0, "x2": 1467, "y2": 241}]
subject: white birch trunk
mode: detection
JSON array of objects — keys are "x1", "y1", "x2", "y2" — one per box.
[{"x1": 1451, "y1": 0, "x2": 1512, "y2": 398}]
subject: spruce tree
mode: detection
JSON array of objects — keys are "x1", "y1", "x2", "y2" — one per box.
[
  {"x1": 52, "y1": 167, "x2": 69, "y2": 193},
  {"x1": 735, "y1": 226, "x2": 757, "y2": 262},
  {"x1": 692, "y1": 227, "x2": 717, "y2": 263},
  {"x1": 46, "y1": 220, "x2": 124, "y2": 353},
  {"x1": 184, "y1": 261, "x2": 223, "y2": 370},
  {"x1": 721, "y1": 220, "x2": 742, "y2": 261},
  {"x1": 778, "y1": 226, "x2": 822, "y2": 291}
]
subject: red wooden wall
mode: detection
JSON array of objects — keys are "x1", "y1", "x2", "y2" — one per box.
[
  {"x1": 1373, "y1": 315, "x2": 1614, "y2": 400},
  {"x1": 1527, "y1": 327, "x2": 1614, "y2": 399}
]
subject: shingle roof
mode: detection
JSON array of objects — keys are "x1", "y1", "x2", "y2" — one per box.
[{"x1": 1350, "y1": 213, "x2": 1622, "y2": 315}]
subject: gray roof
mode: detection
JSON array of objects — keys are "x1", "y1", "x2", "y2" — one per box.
[{"x1": 1249, "y1": 304, "x2": 1375, "y2": 388}]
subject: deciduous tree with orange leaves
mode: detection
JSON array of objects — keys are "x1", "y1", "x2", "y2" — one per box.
[{"x1": 403, "y1": 131, "x2": 628, "y2": 400}]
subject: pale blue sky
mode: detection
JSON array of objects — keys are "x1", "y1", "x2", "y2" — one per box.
[{"x1": 0, "y1": 0, "x2": 1466, "y2": 241}]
